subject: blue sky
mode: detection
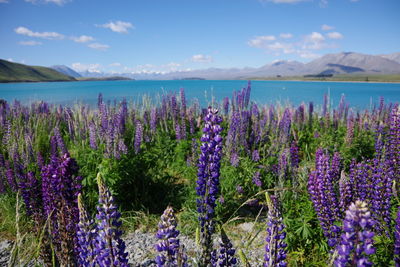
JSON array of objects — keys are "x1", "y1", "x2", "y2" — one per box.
[{"x1": 0, "y1": 0, "x2": 399, "y2": 74}]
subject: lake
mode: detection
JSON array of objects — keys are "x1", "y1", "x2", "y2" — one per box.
[{"x1": 0, "y1": 80, "x2": 399, "y2": 109}]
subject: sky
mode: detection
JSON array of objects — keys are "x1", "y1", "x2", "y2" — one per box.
[{"x1": 0, "y1": 0, "x2": 399, "y2": 74}]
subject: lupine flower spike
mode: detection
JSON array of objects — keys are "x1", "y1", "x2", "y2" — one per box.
[
  {"x1": 335, "y1": 201, "x2": 375, "y2": 267},
  {"x1": 77, "y1": 193, "x2": 97, "y2": 267},
  {"x1": 264, "y1": 193, "x2": 287, "y2": 267},
  {"x1": 196, "y1": 106, "x2": 223, "y2": 266},
  {"x1": 155, "y1": 205, "x2": 187, "y2": 267},
  {"x1": 95, "y1": 173, "x2": 129, "y2": 267},
  {"x1": 217, "y1": 227, "x2": 237, "y2": 266}
]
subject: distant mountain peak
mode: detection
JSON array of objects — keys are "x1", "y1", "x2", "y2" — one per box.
[{"x1": 51, "y1": 65, "x2": 81, "y2": 78}]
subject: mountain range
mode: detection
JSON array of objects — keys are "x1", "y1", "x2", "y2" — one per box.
[
  {"x1": 66, "y1": 52, "x2": 400, "y2": 80},
  {"x1": 1, "y1": 51, "x2": 400, "y2": 82}
]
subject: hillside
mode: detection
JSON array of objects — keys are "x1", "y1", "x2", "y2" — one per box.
[
  {"x1": 0, "y1": 59, "x2": 76, "y2": 83},
  {"x1": 51, "y1": 65, "x2": 81, "y2": 78}
]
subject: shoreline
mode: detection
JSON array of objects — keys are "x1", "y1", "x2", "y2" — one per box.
[{"x1": 1, "y1": 78, "x2": 400, "y2": 84}]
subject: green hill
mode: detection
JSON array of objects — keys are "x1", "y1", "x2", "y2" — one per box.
[{"x1": 0, "y1": 59, "x2": 76, "y2": 83}]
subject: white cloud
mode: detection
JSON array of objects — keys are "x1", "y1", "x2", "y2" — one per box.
[
  {"x1": 308, "y1": 32, "x2": 325, "y2": 42},
  {"x1": 109, "y1": 62, "x2": 122, "y2": 67},
  {"x1": 321, "y1": 24, "x2": 334, "y2": 31},
  {"x1": 191, "y1": 54, "x2": 213, "y2": 63},
  {"x1": 71, "y1": 35, "x2": 94, "y2": 43},
  {"x1": 0, "y1": 0, "x2": 9, "y2": 3},
  {"x1": 19, "y1": 40, "x2": 42, "y2": 46},
  {"x1": 267, "y1": 42, "x2": 295, "y2": 54},
  {"x1": 319, "y1": 0, "x2": 328, "y2": 7},
  {"x1": 248, "y1": 35, "x2": 276, "y2": 48},
  {"x1": 87, "y1": 43, "x2": 109, "y2": 51},
  {"x1": 15, "y1": 26, "x2": 64, "y2": 40},
  {"x1": 326, "y1": 32, "x2": 343, "y2": 39},
  {"x1": 7, "y1": 58, "x2": 14, "y2": 62},
  {"x1": 71, "y1": 63, "x2": 102, "y2": 73},
  {"x1": 25, "y1": 0, "x2": 70, "y2": 5},
  {"x1": 249, "y1": 29, "x2": 343, "y2": 60},
  {"x1": 98, "y1": 21, "x2": 134, "y2": 34},
  {"x1": 302, "y1": 32, "x2": 326, "y2": 50},
  {"x1": 280, "y1": 33, "x2": 293, "y2": 39}
]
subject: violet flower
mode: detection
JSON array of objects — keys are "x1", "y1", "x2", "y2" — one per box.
[
  {"x1": 252, "y1": 171, "x2": 262, "y2": 188},
  {"x1": 252, "y1": 150, "x2": 260, "y2": 162},
  {"x1": 334, "y1": 201, "x2": 375, "y2": 267},
  {"x1": 290, "y1": 141, "x2": 299, "y2": 169},
  {"x1": 134, "y1": 119, "x2": 143, "y2": 154},
  {"x1": 307, "y1": 149, "x2": 341, "y2": 247},
  {"x1": 394, "y1": 207, "x2": 400, "y2": 266},
  {"x1": 155, "y1": 206, "x2": 186, "y2": 267},
  {"x1": 217, "y1": 228, "x2": 237, "y2": 266},
  {"x1": 77, "y1": 193, "x2": 97, "y2": 267},
  {"x1": 95, "y1": 173, "x2": 129, "y2": 267},
  {"x1": 196, "y1": 107, "x2": 223, "y2": 265},
  {"x1": 264, "y1": 194, "x2": 287, "y2": 267}
]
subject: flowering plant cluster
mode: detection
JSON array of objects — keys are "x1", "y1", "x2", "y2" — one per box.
[{"x1": 0, "y1": 85, "x2": 400, "y2": 266}]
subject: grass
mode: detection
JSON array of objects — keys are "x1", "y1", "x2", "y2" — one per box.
[{"x1": 0, "y1": 59, "x2": 76, "y2": 83}]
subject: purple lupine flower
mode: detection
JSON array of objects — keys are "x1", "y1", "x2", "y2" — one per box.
[
  {"x1": 77, "y1": 194, "x2": 97, "y2": 267},
  {"x1": 236, "y1": 185, "x2": 244, "y2": 194},
  {"x1": 322, "y1": 93, "x2": 328, "y2": 118},
  {"x1": 134, "y1": 119, "x2": 143, "y2": 154},
  {"x1": 339, "y1": 168, "x2": 354, "y2": 216},
  {"x1": 252, "y1": 149, "x2": 260, "y2": 162},
  {"x1": 0, "y1": 155, "x2": 5, "y2": 193},
  {"x1": 89, "y1": 121, "x2": 97, "y2": 149},
  {"x1": 180, "y1": 88, "x2": 187, "y2": 140},
  {"x1": 278, "y1": 149, "x2": 288, "y2": 178},
  {"x1": 150, "y1": 108, "x2": 158, "y2": 134},
  {"x1": 244, "y1": 81, "x2": 251, "y2": 109},
  {"x1": 19, "y1": 171, "x2": 41, "y2": 217},
  {"x1": 175, "y1": 121, "x2": 183, "y2": 140},
  {"x1": 394, "y1": 207, "x2": 400, "y2": 266},
  {"x1": 278, "y1": 109, "x2": 291, "y2": 143},
  {"x1": 290, "y1": 141, "x2": 299, "y2": 169},
  {"x1": 346, "y1": 114, "x2": 354, "y2": 144},
  {"x1": 308, "y1": 102, "x2": 314, "y2": 126},
  {"x1": 40, "y1": 152, "x2": 82, "y2": 264},
  {"x1": 223, "y1": 97, "x2": 229, "y2": 115},
  {"x1": 338, "y1": 94, "x2": 346, "y2": 120},
  {"x1": 155, "y1": 206, "x2": 186, "y2": 266},
  {"x1": 374, "y1": 124, "x2": 385, "y2": 159},
  {"x1": 264, "y1": 194, "x2": 287, "y2": 267},
  {"x1": 378, "y1": 96, "x2": 385, "y2": 118},
  {"x1": 370, "y1": 158, "x2": 393, "y2": 231},
  {"x1": 252, "y1": 171, "x2": 262, "y2": 187},
  {"x1": 230, "y1": 152, "x2": 239, "y2": 167},
  {"x1": 118, "y1": 139, "x2": 128, "y2": 156},
  {"x1": 95, "y1": 173, "x2": 129, "y2": 267},
  {"x1": 105, "y1": 122, "x2": 115, "y2": 158},
  {"x1": 251, "y1": 103, "x2": 259, "y2": 118},
  {"x1": 387, "y1": 107, "x2": 400, "y2": 180},
  {"x1": 308, "y1": 149, "x2": 341, "y2": 247},
  {"x1": 54, "y1": 127, "x2": 68, "y2": 155},
  {"x1": 217, "y1": 228, "x2": 237, "y2": 266},
  {"x1": 334, "y1": 201, "x2": 375, "y2": 267},
  {"x1": 2, "y1": 119, "x2": 11, "y2": 146},
  {"x1": 5, "y1": 160, "x2": 17, "y2": 191},
  {"x1": 196, "y1": 107, "x2": 223, "y2": 265}
]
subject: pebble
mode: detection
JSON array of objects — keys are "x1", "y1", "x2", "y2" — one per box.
[{"x1": 0, "y1": 223, "x2": 266, "y2": 266}]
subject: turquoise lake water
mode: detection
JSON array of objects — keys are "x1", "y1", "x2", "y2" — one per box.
[{"x1": 0, "y1": 80, "x2": 399, "y2": 109}]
